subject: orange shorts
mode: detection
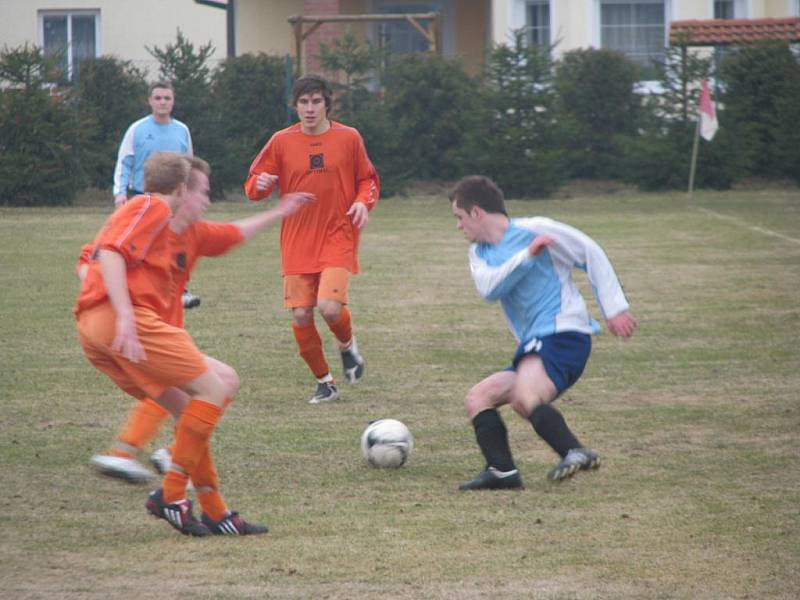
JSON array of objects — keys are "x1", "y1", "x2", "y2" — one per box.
[
  {"x1": 77, "y1": 302, "x2": 208, "y2": 400},
  {"x1": 283, "y1": 267, "x2": 350, "y2": 308}
]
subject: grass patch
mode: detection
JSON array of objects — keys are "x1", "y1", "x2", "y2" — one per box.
[{"x1": 0, "y1": 188, "x2": 798, "y2": 599}]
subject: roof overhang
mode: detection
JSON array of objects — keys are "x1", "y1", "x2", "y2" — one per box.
[{"x1": 670, "y1": 17, "x2": 800, "y2": 46}]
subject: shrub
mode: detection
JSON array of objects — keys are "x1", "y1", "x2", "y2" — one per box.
[
  {"x1": 458, "y1": 30, "x2": 563, "y2": 198},
  {"x1": 210, "y1": 53, "x2": 290, "y2": 191},
  {"x1": 720, "y1": 41, "x2": 800, "y2": 182},
  {"x1": 621, "y1": 122, "x2": 741, "y2": 191},
  {"x1": 0, "y1": 44, "x2": 93, "y2": 206},
  {"x1": 380, "y1": 53, "x2": 481, "y2": 184},
  {"x1": 554, "y1": 48, "x2": 641, "y2": 179},
  {"x1": 75, "y1": 57, "x2": 148, "y2": 188}
]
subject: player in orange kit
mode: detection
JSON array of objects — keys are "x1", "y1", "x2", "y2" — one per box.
[
  {"x1": 76, "y1": 152, "x2": 312, "y2": 535},
  {"x1": 245, "y1": 74, "x2": 380, "y2": 404},
  {"x1": 83, "y1": 159, "x2": 315, "y2": 484}
]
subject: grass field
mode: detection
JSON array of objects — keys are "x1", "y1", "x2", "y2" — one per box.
[{"x1": 1, "y1": 186, "x2": 799, "y2": 599}]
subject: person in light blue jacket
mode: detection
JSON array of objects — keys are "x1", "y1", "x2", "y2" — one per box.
[
  {"x1": 450, "y1": 175, "x2": 637, "y2": 490},
  {"x1": 113, "y1": 81, "x2": 199, "y2": 309}
]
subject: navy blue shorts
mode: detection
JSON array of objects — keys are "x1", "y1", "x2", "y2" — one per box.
[{"x1": 507, "y1": 331, "x2": 592, "y2": 395}]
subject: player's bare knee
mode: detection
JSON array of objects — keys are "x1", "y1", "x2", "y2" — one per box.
[
  {"x1": 510, "y1": 394, "x2": 543, "y2": 419},
  {"x1": 464, "y1": 386, "x2": 490, "y2": 418},
  {"x1": 292, "y1": 307, "x2": 314, "y2": 327},
  {"x1": 318, "y1": 300, "x2": 341, "y2": 324},
  {"x1": 181, "y1": 371, "x2": 227, "y2": 407},
  {"x1": 218, "y1": 363, "x2": 240, "y2": 397}
]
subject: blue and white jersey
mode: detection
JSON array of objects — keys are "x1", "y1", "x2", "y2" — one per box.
[
  {"x1": 468, "y1": 217, "x2": 630, "y2": 344},
  {"x1": 113, "y1": 116, "x2": 193, "y2": 195}
]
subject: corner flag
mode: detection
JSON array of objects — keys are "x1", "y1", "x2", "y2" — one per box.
[{"x1": 699, "y1": 79, "x2": 718, "y2": 142}]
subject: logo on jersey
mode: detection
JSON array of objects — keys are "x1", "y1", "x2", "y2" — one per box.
[
  {"x1": 175, "y1": 252, "x2": 186, "y2": 271},
  {"x1": 309, "y1": 153, "x2": 324, "y2": 170}
]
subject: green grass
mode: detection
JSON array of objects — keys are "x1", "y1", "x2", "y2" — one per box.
[{"x1": 1, "y1": 187, "x2": 799, "y2": 599}]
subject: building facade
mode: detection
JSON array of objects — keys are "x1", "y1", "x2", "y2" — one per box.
[{"x1": 1, "y1": 0, "x2": 798, "y2": 81}]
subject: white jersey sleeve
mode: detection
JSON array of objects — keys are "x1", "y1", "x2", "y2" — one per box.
[
  {"x1": 468, "y1": 244, "x2": 534, "y2": 302},
  {"x1": 515, "y1": 217, "x2": 630, "y2": 319},
  {"x1": 113, "y1": 120, "x2": 139, "y2": 195}
]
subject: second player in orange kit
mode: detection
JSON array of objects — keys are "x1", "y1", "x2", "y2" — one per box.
[{"x1": 245, "y1": 74, "x2": 380, "y2": 404}]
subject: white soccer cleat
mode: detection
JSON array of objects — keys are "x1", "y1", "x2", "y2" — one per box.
[{"x1": 90, "y1": 454, "x2": 155, "y2": 483}]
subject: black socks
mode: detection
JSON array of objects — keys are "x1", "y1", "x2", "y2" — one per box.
[
  {"x1": 472, "y1": 409, "x2": 516, "y2": 472},
  {"x1": 529, "y1": 403, "x2": 581, "y2": 458}
]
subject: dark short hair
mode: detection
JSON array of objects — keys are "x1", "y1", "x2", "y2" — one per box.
[
  {"x1": 149, "y1": 81, "x2": 174, "y2": 96},
  {"x1": 449, "y1": 175, "x2": 508, "y2": 217},
  {"x1": 291, "y1": 74, "x2": 332, "y2": 112}
]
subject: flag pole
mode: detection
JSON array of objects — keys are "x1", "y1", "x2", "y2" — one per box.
[{"x1": 687, "y1": 109, "x2": 701, "y2": 202}]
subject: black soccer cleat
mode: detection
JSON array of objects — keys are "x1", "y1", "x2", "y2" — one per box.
[
  {"x1": 547, "y1": 447, "x2": 600, "y2": 482},
  {"x1": 145, "y1": 488, "x2": 210, "y2": 537},
  {"x1": 340, "y1": 337, "x2": 365, "y2": 384},
  {"x1": 309, "y1": 380, "x2": 339, "y2": 404},
  {"x1": 201, "y1": 511, "x2": 268, "y2": 536},
  {"x1": 459, "y1": 467, "x2": 524, "y2": 491}
]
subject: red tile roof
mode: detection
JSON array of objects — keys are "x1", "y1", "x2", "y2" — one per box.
[{"x1": 670, "y1": 17, "x2": 800, "y2": 46}]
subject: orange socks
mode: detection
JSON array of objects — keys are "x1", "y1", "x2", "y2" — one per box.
[
  {"x1": 193, "y1": 445, "x2": 228, "y2": 521},
  {"x1": 110, "y1": 397, "x2": 169, "y2": 458},
  {"x1": 293, "y1": 321, "x2": 330, "y2": 379},
  {"x1": 163, "y1": 400, "x2": 222, "y2": 504},
  {"x1": 327, "y1": 306, "x2": 353, "y2": 347}
]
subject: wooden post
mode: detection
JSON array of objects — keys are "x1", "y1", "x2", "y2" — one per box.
[
  {"x1": 687, "y1": 115, "x2": 701, "y2": 202},
  {"x1": 293, "y1": 20, "x2": 303, "y2": 76}
]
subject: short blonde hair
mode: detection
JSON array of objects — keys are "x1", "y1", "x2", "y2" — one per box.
[{"x1": 143, "y1": 152, "x2": 191, "y2": 194}]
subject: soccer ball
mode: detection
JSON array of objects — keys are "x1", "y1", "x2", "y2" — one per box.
[{"x1": 360, "y1": 419, "x2": 413, "y2": 468}]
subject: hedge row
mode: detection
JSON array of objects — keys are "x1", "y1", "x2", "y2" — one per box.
[{"x1": 1, "y1": 33, "x2": 798, "y2": 206}]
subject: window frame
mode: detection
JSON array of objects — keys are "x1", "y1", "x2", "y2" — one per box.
[
  {"x1": 38, "y1": 9, "x2": 101, "y2": 82},
  {"x1": 526, "y1": 0, "x2": 551, "y2": 48},
  {"x1": 594, "y1": 0, "x2": 669, "y2": 80}
]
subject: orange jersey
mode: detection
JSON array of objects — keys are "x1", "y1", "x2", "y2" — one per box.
[
  {"x1": 76, "y1": 219, "x2": 243, "y2": 326},
  {"x1": 244, "y1": 121, "x2": 379, "y2": 275},
  {"x1": 75, "y1": 194, "x2": 175, "y2": 318}
]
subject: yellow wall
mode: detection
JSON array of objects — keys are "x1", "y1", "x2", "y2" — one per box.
[
  {"x1": 235, "y1": 0, "x2": 302, "y2": 56},
  {"x1": 0, "y1": 0, "x2": 226, "y2": 76}
]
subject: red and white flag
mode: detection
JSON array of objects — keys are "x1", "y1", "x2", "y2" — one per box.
[{"x1": 699, "y1": 79, "x2": 718, "y2": 141}]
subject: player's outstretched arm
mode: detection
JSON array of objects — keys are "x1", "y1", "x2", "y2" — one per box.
[
  {"x1": 606, "y1": 310, "x2": 637, "y2": 338},
  {"x1": 234, "y1": 192, "x2": 315, "y2": 241},
  {"x1": 98, "y1": 249, "x2": 146, "y2": 362}
]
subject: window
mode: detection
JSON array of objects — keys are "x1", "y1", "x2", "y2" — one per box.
[
  {"x1": 374, "y1": 1, "x2": 440, "y2": 55},
  {"x1": 40, "y1": 11, "x2": 99, "y2": 82},
  {"x1": 527, "y1": 1, "x2": 551, "y2": 47},
  {"x1": 714, "y1": 1, "x2": 734, "y2": 19},
  {"x1": 600, "y1": 0, "x2": 665, "y2": 75}
]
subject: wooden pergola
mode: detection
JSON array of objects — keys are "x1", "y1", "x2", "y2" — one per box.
[{"x1": 288, "y1": 12, "x2": 441, "y2": 75}]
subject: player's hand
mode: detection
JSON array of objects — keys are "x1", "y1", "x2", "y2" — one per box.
[
  {"x1": 278, "y1": 192, "x2": 315, "y2": 217},
  {"x1": 111, "y1": 314, "x2": 146, "y2": 362},
  {"x1": 255, "y1": 172, "x2": 279, "y2": 192},
  {"x1": 114, "y1": 194, "x2": 128, "y2": 207},
  {"x1": 529, "y1": 234, "x2": 555, "y2": 257},
  {"x1": 347, "y1": 202, "x2": 368, "y2": 230},
  {"x1": 607, "y1": 311, "x2": 637, "y2": 339}
]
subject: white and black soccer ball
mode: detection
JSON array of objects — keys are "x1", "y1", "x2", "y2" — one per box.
[{"x1": 360, "y1": 419, "x2": 413, "y2": 468}]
